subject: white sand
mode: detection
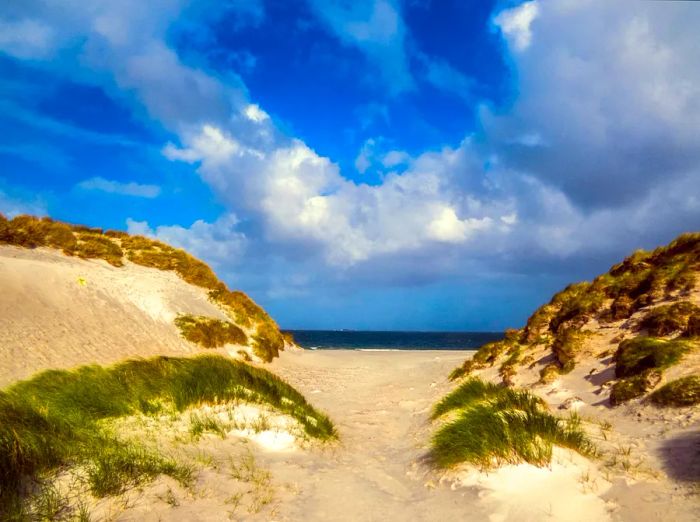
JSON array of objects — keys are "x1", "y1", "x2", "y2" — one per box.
[{"x1": 0, "y1": 245, "x2": 235, "y2": 386}]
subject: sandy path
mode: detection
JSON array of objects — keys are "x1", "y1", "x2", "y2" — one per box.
[{"x1": 263, "y1": 349, "x2": 487, "y2": 521}]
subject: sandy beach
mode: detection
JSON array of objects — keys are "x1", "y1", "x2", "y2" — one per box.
[
  {"x1": 1, "y1": 244, "x2": 697, "y2": 521},
  {"x1": 109, "y1": 349, "x2": 624, "y2": 522}
]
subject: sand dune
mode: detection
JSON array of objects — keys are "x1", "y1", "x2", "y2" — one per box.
[{"x1": 0, "y1": 245, "x2": 232, "y2": 386}]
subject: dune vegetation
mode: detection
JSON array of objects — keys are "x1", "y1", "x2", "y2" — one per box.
[
  {"x1": 649, "y1": 375, "x2": 700, "y2": 407},
  {"x1": 0, "y1": 354, "x2": 335, "y2": 517},
  {"x1": 430, "y1": 379, "x2": 593, "y2": 469},
  {"x1": 638, "y1": 302, "x2": 700, "y2": 337},
  {"x1": 0, "y1": 214, "x2": 286, "y2": 362},
  {"x1": 174, "y1": 314, "x2": 248, "y2": 349},
  {"x1": 448, "y1": 232, "x2": 700, "y2": 407}
]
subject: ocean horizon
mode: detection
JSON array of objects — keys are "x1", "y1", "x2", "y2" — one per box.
[{"x1": 284, "y1": 330, "x2": 502, "y2": 351}]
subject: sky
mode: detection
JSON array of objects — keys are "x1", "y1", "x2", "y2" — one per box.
[{"x1": 1, "y1": 0, "x2": 699, "y2": 331}]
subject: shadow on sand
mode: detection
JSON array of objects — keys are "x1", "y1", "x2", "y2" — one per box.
[{"x1": 657, "y1": 430, "x2": 700, "y2": 483}]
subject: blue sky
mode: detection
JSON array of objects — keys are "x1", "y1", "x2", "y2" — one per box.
[{"x1": 1, "y1": 1, "x2": 699, "y2": 331}]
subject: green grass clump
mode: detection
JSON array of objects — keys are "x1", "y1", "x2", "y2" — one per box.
[
  {"x1": 649, "y1": 375, "x2": 700, "y2": 407},
  {"x1": 552, "y1": 328, "x2": 590, "y2": 373},
  {"x1": 639, "y1": 302, "x2": 700, "y2": 337},
  {"x1": 549, "y1": 283, "x2": 606, "y2": 332},
  {"x1": 431, "y1": 379, "x2": 593, "y2": 469},
  {"x1": 614, "y1": 336, "x2": 691, "y2": 378},
  {"x1": 539, "y1": 363, "x2": 561, "y2": 384},
  {"x1": 252, "y1": 322, "x2": 285, "y2": 363},
  {"x1": 175, "y1": 314, "x2": 248, "y2": 348},
  {"x1": 432, "y1": 379, "x2": 504, "y2": 419},
  {"x1": 448, "y1": 338, "x2": 510, "y2": 380},
  {"x1": 609, "y1": 369, "x2": 662, "y2": 405},
  {"x1": 0, "y1": 355, "x2": 335, "y2": 512}
]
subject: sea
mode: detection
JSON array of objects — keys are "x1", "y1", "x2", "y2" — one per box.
[{"x1": 284, "y1": 330, "x2": 502, "y2": 351}]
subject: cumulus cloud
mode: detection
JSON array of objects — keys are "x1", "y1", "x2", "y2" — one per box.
[
  {"x1": 77, "y1": 177, "x2": 161, "y2": 198},
  {"x1": 167, "y1": 124, "x2": 516, "y2": 267},
  {"x1": 486, "y1": 0, "x2": 700, "y2": 210}
]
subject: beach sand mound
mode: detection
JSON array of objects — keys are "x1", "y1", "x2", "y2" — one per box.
[{"x1": 0, "y1": 245, "x2": 245, "y2": 386}]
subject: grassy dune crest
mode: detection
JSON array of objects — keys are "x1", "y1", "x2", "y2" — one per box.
[
  {"x1": 448, "y1": 232, "x2": 700, "y2": 407},
  {"x1": 431, "y1": 379, "x2": 593, "y2": 469},
  {"x1": 0, "y1": 355, "x2": 335, "y2": 515},
  {"x1": 0, "y1": 214, "x2": 286, "y2": 362}
]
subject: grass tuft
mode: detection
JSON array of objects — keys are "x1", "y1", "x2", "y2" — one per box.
[
  {"x1": 614, "y1": 336, "x2": 691, "y2": 378},
  {"x1": 175, "y1": 314, "x2": 248, "y2": 348},
  {"x1": 639, "y1": 302, "x2": 700, "y2": 337},
  {"x1": 0, "y1": 354, "x2": 335, "y2": 512},
  {"x1": 431, "y1": 378, "x2": 593, "y2": 469},
  {"x1": 649, "y1": 375, "x2": 700, "y2": 407},
  {"x1": 609, "y1": 369, "x2": 662, "y2": 405}
]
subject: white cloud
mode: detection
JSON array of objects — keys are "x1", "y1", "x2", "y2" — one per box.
[
  {"x1": 77, "y1": 177, "x2": 161, "y2": 198},
  {"x1": 485, "y1": 0, "x2": 700, "y2": 210},
  {"x1": 493, "y1": 1, "x2": 539, "y2": 51},
  {"x1": 169, "y1": 127, "x2": 517, "y2": 266}
]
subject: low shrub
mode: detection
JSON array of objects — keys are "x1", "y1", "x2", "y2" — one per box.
[
  {"x1": 552, "y1": 328, "x2": 590, "y2": 373},
  {"x1": 211, "y1": 289, "x2": 271, "y2": 328},
  {"x1": 75, "y1": 233, "x2": 124, "y2": 267},
  {"x1": 252, "y1": 322, "x2": 286, "y2": 363},
  {"x1": 609, "y1": 369, "x2": 662, "y2": 405},
  {"x1": 0, "y1": 355, "x2": 335, "y2": 512},
  {"x1": 498, "y1": 346, "x2": 522, "y2": 385},
  {"x1": 614, "y1": 337, "x2": 691, "y2": 378},
  {"x1": 685, "y1": 314, "x2": 700, "y2": 338},
  {"x1": 539, "y1": 364, "x2": 560, "y2": 384},
  {"x1": 431, "y1": 378, "x2": 593, "y2": 468},
  {"x1": 639, "y1": 302, "x2": 700, "y2": 337},
  {"x1": 174, "y1": 315, "x2": 248, "y2": 348},
  {"x1": 448, "y1": 337, "x2": 509, "y2": 380},
  {"x1": 649, "y1": 375, "x2": 700, "y2": 407}
]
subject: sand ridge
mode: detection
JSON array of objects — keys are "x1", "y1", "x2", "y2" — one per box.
[{"x1": 0, "y1": 245, "x2": 232, "y2": 386}]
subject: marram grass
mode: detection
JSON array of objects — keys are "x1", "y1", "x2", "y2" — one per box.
[
  {"x1": 0, "y1": 354, "x2": 335, "y2": 515},
  {"x1": 431, "y1": 378, "x2": 593, "y2": 469},
  {"x1": 650, "y1": 375, "x2": 700, "y2": 407}
]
